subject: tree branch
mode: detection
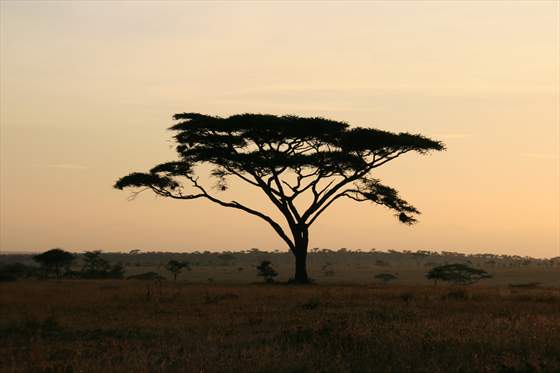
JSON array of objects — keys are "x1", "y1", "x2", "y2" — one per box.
[{"x1": 149, "y1": 177, "x2": 296, "y2": 252}]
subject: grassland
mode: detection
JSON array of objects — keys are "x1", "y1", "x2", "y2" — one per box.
[
  {"x1": 1, "y1": 280, "x2": 559, "y2": 373},
  {"x1": 3, "y1": 250, "x2": 558, "y2": 286}
]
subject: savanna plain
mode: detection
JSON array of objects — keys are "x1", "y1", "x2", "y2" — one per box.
[{"x1": 1, "y1": 251, "x2": 559, "y2": 373}]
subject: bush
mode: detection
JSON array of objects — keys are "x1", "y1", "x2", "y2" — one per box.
[
  {"x1": 0, "y1": 263, "x2": 38, "y2": 281},
  {"x1": 374, "y1": 273, "x2": 398, "y2": 284},
  {"x1": 127, "y1": 272, "x2": 165, "y2": 280}
]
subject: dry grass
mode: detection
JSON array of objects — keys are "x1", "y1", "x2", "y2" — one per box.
[{"x1": 1, "y1": 281, "x2": 559, "y2": 372}]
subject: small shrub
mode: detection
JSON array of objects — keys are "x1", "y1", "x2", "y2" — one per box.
[
  {"x1": 374, "y1": 272, "x2": 398, "y2": 284},
  {"x1": 127, "y1": 272, "x2": 165, "y2": 280}
]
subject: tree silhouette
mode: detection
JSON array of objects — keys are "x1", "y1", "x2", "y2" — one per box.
[
  {"x1": 82, "y1": 251, "x2": 111, "y2": 276},
  {"x1": 256, "y1": 260, "x2": 278, "y2": 283},
  {"x1": 115, "y1": 113, "x2": 444, "y2": 283},
  {"x1": 426, "y1": 263, "x2": 492, "y2": 285},
  {"x1": 81, "y1": 251, "x2": 124, "y2": 279},
  {"x1": 33, "y1": 248, "x2": 75, "y2": 278},
  {"x1": 165, "y1": 260, "x2": 191, "y2": 281}
]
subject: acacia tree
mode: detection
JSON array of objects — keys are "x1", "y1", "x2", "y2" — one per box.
[
  {"x1": 33, "y1": 248, "x2": 75, "y2": 278},
  {"x1": 165, "y1": 260, "x2": 191, "y2": 281},
  {"x1": 82, "y1": 251, "x2": 111, "y2": 276},
  {"x1": 256, "y1": 260, "x2": 279, "y2": 283},
  {"x1": 115, "y1": 113, "x2": 444, "y2": 283},
  {"x1": 426, "y1": 263, "x2": 492, "y2": 285},
  {"x1": 81, "y1": 251, "x2": 124, "y2": 279}
]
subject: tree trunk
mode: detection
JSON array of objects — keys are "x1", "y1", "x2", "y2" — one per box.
[
  {"x1": 293, "y1": 250, "x2": 309, "y2": 283},
  {"x1": 291, "y1": 228, "x2": 310, "y2": 283}
]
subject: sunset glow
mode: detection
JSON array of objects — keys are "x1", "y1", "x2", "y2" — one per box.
[{"x1": 1, "y1": 1, "x2": 558, "y2": 257}]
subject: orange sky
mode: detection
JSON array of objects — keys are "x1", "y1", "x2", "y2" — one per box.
[{"x1": 1, "y1": 1, "x2": 558, "y2": 257}]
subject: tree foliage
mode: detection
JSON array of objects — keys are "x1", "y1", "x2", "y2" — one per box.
[
  {"x1": 115, "y1": 113, "x2": 444, "y2": 283},
  {"x1": 256, "y1": 260, "x2": 278, "y2": 283},
  {"x1": 32, "y1": 248, "x2": 75, "y2": 278},
  {"x1": 426, "y1": 263, "x2": 492, "y2": 285},
  {"x1": 165, "y1": 260, "x2": 191, "y2": 281},
  {"x1": 81, "y1": 251, "x2": 124, "y2": 279}
]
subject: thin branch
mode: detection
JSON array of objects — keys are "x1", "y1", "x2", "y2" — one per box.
[
  {"x1": 306, "y1": 190, "x2": 351, "y2": 226},
  {"x1": 127, "y1": 187, "x2": 150, "y2": 201},
  {"x1": 149, "y1": 177, "x2": 296, "y2": 252}
]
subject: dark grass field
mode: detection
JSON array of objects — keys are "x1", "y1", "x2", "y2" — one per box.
[{"x1": 1, "y1": 281, "x2": 560, "y2": 372}]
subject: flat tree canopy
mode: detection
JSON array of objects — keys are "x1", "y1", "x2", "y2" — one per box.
[
  {"x1": 165, "y1": 260, "x2": 191, "y2": 281},
  {"x1": 33, "y1": 248, "x2": 75, "y2": 278},
  {"x1": 115, "y1": 113, "x2": 444, "y2": 283},
  {"x1": 426, "y1": 264, "x2": 492, "y2": 285}
]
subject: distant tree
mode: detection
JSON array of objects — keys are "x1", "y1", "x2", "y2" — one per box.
[
  {"x1": 33, "y1": 248, "x2": 75, "y2": 278},
  {"x1": 81, "y1": 251, "x2": 124, "y2": 279},
  {"x1": 426, "y1": 263, "x2": 492, "y2": 285},
  {"x1": 256, "y1": 260, "x2": 278, "y2": 283},
  {"x1": 82, "y1": 251, "x2": 111, "y2": 276},
  {"x1": 114, "y1": 113, "x2": 444, "y2": 283},
  {"x1": 374, "y1": 272, "x2": 398, "y2": 284},
  {"x1": 165, "y1": 260, "x2": 191, "y2": 281}
]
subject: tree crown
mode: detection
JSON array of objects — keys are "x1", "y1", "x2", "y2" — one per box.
[
  {"x1": 256, "y1": 260, "x2": 278, "y2": 282},
  {"x1": 426, "y1": 263, "x2": 492, "y2": 284},
  {"x1": 165, "y1": 260, "x2": 191, "y2": 273},
  {"x1": 115, "y1": 113, "x2": 444, "y2": 255},
  {"x1": 33, "y1": 249, "x2": 75, "y2": 268}
]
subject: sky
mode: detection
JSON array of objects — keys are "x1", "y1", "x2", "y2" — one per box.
[{"x1": 0, "y1": 1, "x2": 558, "y2": 258}]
